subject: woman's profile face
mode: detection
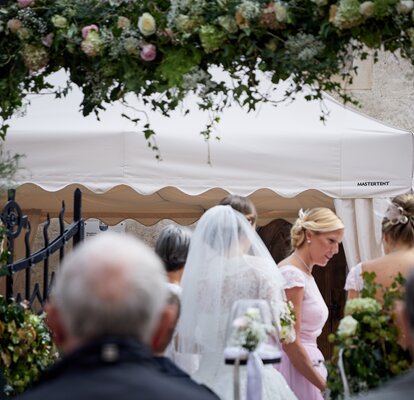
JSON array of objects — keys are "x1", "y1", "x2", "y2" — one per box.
[{"x1": 308, "y1": 229, "x2": 344, "y2": 267}]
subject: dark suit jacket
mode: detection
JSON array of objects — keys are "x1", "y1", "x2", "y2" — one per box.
[
  {"x1": 14, "y1": 337, "x2": 220, "y2": 400},
  {"x1": 153, "y1": 356, "x2": 219, "y2": 398},
  {"x1": 354, "y1": 369, "x2": 414, "y2": 400}
]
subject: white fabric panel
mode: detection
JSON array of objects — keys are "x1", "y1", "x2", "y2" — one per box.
[
  {"x1": 334, "y1": 198, "x2": 387, "y2": 269},
  {"x1": 5, "y1": 70, "x2": 413, "y2": 197},
  {"x1": 2, "y1": 70, "x2": 413, "y2": 226}
]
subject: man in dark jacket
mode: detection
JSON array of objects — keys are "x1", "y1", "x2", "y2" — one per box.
[{"x1": 15, "y1": 232, "x2": 219, "y2": 400}]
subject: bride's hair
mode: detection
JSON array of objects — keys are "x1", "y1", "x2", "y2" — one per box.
[
  {"x1": 291, "y1": 207, "x2": 344, "y2": 249},
  {"x1": 219, "y1": 194, "x2": 257, "y2": 227}
]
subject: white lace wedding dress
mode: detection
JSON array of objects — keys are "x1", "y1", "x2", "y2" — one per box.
[{"x1": 189, "y1": 255, "x2": 297, "y2": 400}]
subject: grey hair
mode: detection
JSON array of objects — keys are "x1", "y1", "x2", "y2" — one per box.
[
  {"x1": 51, "y1": 232, "x2": 168, "y2": 343},
  {"x1": 155, "y1": 224, "x2": 191, "y2": 272}
]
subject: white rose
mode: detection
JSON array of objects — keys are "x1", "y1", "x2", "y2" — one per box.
[
  {"x1": 397, "y1": 0, "x2": 414, "y2": 14},
  {"x1": 337, "y1": 315, "x2": 358, "y2": 337},
  {"x1": 359, "y1": 1, "x2": 374, "y2": 17},
  {"x1": 138, "y1": 13, "x2": 156, "y2": 36}
]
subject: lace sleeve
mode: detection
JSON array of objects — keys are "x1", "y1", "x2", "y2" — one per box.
[
  {"x1": 279, "y1": 265, "x2": 307, "y2": 290},
  {"x1": 344, "y1": 263, "x2": 363, "y2": 292}
]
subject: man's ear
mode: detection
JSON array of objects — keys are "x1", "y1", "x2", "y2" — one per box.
[
  {"x1": 150, "y1": 305, "x2": 177, "y2": 354},
  {"x1": 45, "y1": 302, "x2": 67, "y2": 350}
]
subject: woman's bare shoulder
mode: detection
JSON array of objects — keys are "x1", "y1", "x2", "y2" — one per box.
[{"x1": 363, "y1": 249, "x2": 414, "y2": 277}]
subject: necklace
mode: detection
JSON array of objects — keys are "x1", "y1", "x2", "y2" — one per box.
[{"x1": 293, "y1": 252, "x2": 312, "y2": 274}]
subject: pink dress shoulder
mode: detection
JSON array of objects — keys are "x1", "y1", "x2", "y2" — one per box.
[{"x1": 276, "y1": 265, "x2": 328, "y2": 400}]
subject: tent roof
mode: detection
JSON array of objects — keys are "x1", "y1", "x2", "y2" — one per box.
[{"x1": 3, "y1": 72, "x2": 413, "y2": 225}]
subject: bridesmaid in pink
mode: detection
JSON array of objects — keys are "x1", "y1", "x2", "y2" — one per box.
[{"x1": 276, "y1": 208, "x2": 344, "y2": 400}]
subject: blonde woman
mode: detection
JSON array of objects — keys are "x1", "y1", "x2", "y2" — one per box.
[
  {"x1": 276, "y1": 208, "x2": 344, "y2": 400},
  {"x1": 345, "y1": 194, "x2": 414, "y2": 300}
]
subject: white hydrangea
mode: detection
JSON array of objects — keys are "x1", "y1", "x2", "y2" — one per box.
[
  {"x1": 359, "y1": 1, "x2": 374, "y2": 18},
  {"x1": 344, "y1": 297, "x2": 381, "y2": 315},
  {"x1": 237, "y1": 0, "x2": 261, "y2": 20}
]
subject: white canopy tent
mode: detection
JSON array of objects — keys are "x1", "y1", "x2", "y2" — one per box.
[{"x1": 2, "y1": 71, "x2": 413, "y2": 267}]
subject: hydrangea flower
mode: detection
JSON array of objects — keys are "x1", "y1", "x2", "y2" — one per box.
[
  {"x1": 333, "y1": 0, "x2": 363, "y2": 29},
  {"x1": 344, "y1": 297, "x2": 381, "y2": 316},
  {"x1": 199, "y1": 24, "x2": 226, "y2": 53}
]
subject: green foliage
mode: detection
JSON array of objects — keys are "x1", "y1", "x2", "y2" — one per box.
[
  {"x1": 326, "y1": 272, "x2": 412, "y2": 399},
  {"x1": 1, "y1": 0, "x2": 414, "y2": 141},
  {"x1": 0, "y1": 296, "x2": 57, "y2": 396}
]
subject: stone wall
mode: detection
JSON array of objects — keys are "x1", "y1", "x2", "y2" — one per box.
[{"x1": 342, "y1": 50, "x2": 414, "y2": 132}]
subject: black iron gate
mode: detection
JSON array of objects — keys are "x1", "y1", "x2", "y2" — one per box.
[{"x1": 0, "y1": 188, "x2": 84, "y2": 306}]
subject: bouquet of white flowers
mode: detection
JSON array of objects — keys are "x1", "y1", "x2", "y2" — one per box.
[
  {"x1": 326, "y1": 272, "x2": 412, "y2": 399},
  {"x1": 231, "y1": 307, "x2": 275, "y2": 352},
  {"x1": 278, "y1": 300, "x2": 296, "y2": 344}
]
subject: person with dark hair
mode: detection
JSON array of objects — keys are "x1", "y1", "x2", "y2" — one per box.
[
  {"x1": 151, "y1": 290, "x2": 220, "y2": 399},
  {"x1": 219, "y1": 194, "x2": 258, "y2": 227},
  {"x1": 345, "y1": 194, "x2": 414, "y2": 300},
  {"x1": 155, "y1": 224, "x2": 191, "y2": 295},
  {"x1": 354, "y1": 268, "x2": 414, "y2": 400},
  {"x1": 154, "y1": 223, "x2": 195, "y2": 372}
]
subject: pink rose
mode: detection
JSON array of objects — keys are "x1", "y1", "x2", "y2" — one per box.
[
  {"x1": 17, "y1": 0, "x2": 34, "y2": 8},
  {"x1": 41, "y1": 33, "x2": 54, "y2": 48},
  {"x1": 81, "y1": 24, "x2": 99, "y2": 39},
  {"x1": 7, "y1": 19, "x2": 23, "y2": 33},
  {"x1": 233, "y1": 317, "x2": 248, "y2": 329},
  {"x1": 140, "y1": 44, "x2": 156, "y2": 61}
]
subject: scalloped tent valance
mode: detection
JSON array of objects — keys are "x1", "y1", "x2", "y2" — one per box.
[{"x1": 3, "y1": 71, "x2": 413, "y2": 227}]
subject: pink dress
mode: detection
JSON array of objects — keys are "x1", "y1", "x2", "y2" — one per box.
[{"x1": 276, "y1": 265, "x2": 329, "y2": 400}]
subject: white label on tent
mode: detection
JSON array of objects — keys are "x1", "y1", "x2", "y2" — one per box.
[{"x1": 84, "y1": 219, "x2": 125, "y2": 239}]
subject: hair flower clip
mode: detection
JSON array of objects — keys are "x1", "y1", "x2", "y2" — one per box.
[
  {"x1": 298, "y1": 208, "x2": 305, "y2": 221},
  {"x1": 385, "y1": 203, "x2": 409, "y2": 225}
]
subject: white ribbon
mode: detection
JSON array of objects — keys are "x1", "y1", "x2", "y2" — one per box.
[
  {"x1": 246, "y1": 351, "x2": 263, "y2": 400},
  {"x1": 338, "y1": 348, "x2": 350, "y2": 400}
]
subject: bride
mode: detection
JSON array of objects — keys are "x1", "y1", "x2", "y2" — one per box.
[{"x1": 177, "y1": 205, "x2": 297, "y2": 400}]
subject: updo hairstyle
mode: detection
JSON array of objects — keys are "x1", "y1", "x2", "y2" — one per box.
[
  {"x1": 382, "y1": 194, "x2": 414, "y2": 248},
  {"x1": 290, "y1": 207, "x2": 344, "y2": 250},
  {"x1": 155, "y1": 224, "x2": 191, "y2": 272},
  {"x1": 219, "y1": 194, "x2": 257, "y2": 227}
]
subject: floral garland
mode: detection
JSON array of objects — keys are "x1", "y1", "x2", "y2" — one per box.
[
  {"x1": 0, "y1": 296, "x2": 57, "y2": 396},
  {"x1": 326, "y1": 272, "x2": 412, "y2": 399},
  {"x1": 1, "y1": 0, "x2": 414, "y2": 141}
]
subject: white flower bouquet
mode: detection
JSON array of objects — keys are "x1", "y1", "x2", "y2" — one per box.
[
  {"x1": 278, "y1": 300, "x2": 296, "y2": 344},
  {"x1": 231, "y1": 307, "x2": 274, "y2": 352},
  {"x1": 326, "y1": 273, "x2": 412, "y2": 399}
]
